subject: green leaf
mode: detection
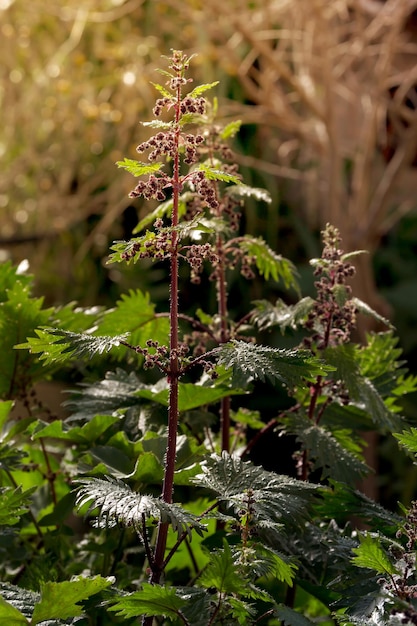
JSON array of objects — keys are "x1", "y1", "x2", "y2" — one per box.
[
  {"x1": 217, "y1": 340, "x2": 333, "y2": 389},
  {"x1": 0, "y1": 486, "x2": 35, "y2": 526},
  {"x1": 275, "y1": 605, "x2": 316, "y2": 626},
  {"x1": 63, "y1": 369, "x2": 145, "y2": 421},
  {"x1": 351, "y1": 534, "x2": 397, "y2": 575},
  {"x1": 133, "y1": 192, "x2": 192, "y2": 233},
  {"x1": 199, "y1": 539, "x2": 249, "y2": 595},
  {"x1": 21, "y1": 328, "x2": 129, "y2": 365},
  {"x1": 197, "y1": 164, "x2": 241, "y2": 185},
  {"x1": 149, "y1": 81, "x2": 173, "y2": 98},
  {"x1": 115, "y1": 158, "x2": 164, "y2": 177},
  {"x1": 237, "y1": 236, "x2": 298, "y2": 289},
  {"x1": 193, "y1": 452, "x2": 317, "y2": 526},
  {"x1": 352, "y1": 297, "x2": 393, "y2": 329},
  {"x1": 142, "y1": 119, "x2": 173, "y2": 129},
  {"x1": 324, "y1": 344, "x2": 402, "y2": 432},
  {"x1": 226, "y1": 184, "x2": 271, "y2": 203},
  {"x1": 394, "y1": 427, "x2": 417, "y2": 455},
  {"x1": 96, "y1": 289, "x2": 169, "y2": 355},
  {"x1": 188, "y1": 81, "x2": 219, "y2": 98},
  {"x1": 220, "y1": 120, "x2": 242, "y2": 139},
  {"x1": 0, "y1": 595, "x2": 28, "y2": 625},
  {"x1": 0, "y1": 280, "x2": 53, "y2": 398},
  {"x1": 251, "y1": 297, "x2": 314, "y2": 332},
  {"x1": 281, "y1": 413, "x2": 369, "y2": 483},
  {"x1": 109, "y1": 583, "x2": 186, "y2": 620},
  {"x1": 75, "y1": 476, "x2": 207, "y2": 538},
  {"x1": 31, "y1": 576, "x2": 112, "y2": 624}
]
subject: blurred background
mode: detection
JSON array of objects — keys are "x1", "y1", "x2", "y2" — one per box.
[{"x1": 1, "y1": 0, "x2": 417, "y2": 497}]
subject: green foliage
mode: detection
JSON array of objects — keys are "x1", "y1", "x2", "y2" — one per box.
[
  {"x1": 237, "y1": 236, "x2": 299, "y2": 289},
  {"x1": 116, "y1": 158, "x2": 164, "y2": 176},
  {"x1": 351, "y1": 534, "x2": 397, "y2": 575},
  {"x1": 75, "y1": 476, "x2": 207, "y2": 539},
  {"x1": 217, "y1": 340, "x2": 332, "y2": 388},
  {"x1": 2, "y1": 51, "x2": 417, "y2": 626}
]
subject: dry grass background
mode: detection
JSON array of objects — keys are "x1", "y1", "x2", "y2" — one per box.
[{"x1": 1, "y1": 0, "x2": 417, "y2": 314}]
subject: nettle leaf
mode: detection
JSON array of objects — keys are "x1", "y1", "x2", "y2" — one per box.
[
  {"x1": 252, "y1": 297, "x2": 314, "y2": 332},
  {"x1": 352, "y1": 297, "x2": 393, "y2": 329},
  {"x1": 21, "y1": 328, "x2": 129, "y2": 365},
  {"x1": 0, "y1": 595, "x2": 28, "y2": 624},
  {"x1": 75, "y1": 476, "x2": 206, "y2": 539},
  {"x1": 150, "y1": 81, "x2": 173, "y2": 98},
  {"x1": 63, "y1": 369, "x2": 145, "y2": 421},
  {"x1": 108, "y1": 231, "x2": 159, "y2": 264},
  {"x1": 115, "y1": 158, "x2": 164, "y2": 177},
  {"x1": 109, "y1": 583, "x2": 187, "y2": 621},
  {"x1": 31, "y1": 576, "x2": 113, "y2": 624},
  {"x1": 96, "y1": 289, "x2": 169, "y2": 354},
  {"x1": 236, "y1": 237, "x2": 299, "y2": 290},
  {"x1": 394, "y1": 427, "x2": 417, "y2": 456},
  {"x1": 133, "y1": 193, "x2": 192, "y2": 233},
  {"x1": 351, "y1": 534, "x2": 397, "y2": 575},
  {"x1": 0, "y1": 486, "x2": 35, "y2": 526},
  {"x1": 0, "y1": 281, "x2": 53, "y2": 398},
  {"x1": 188, "y1": 81, "x2": 219, "y2": 98},
  {"x1": 275, "y1": 605, "x2": 316, "y2": 626},
  {"x1": 282, "y1": 413, "x2": 368, "y2": 483},
  {"x1": 142, "y1": 119, "x2": 174, "y2": 129},
  {"x1": 324, "y1": 344, "x2": 402, "y2": 432},
  {"x1": 193, "y1": 452, "x2": 317, "y2": 526},
  {"x1": 217, "y1": 340, "x2": 332, "y2": 389},
  {"x1": 220, "y1": 120, "x2": 242, "y2": 140},
  {"x1": 199, "y1": 539, "x2": 249, "y2": 595},
  {"x1": 226, "y1": 183, "x2": 271, "y2": 203},
  {"x1": 197, "y1": 164, "x2": 241, "y2": 185}
]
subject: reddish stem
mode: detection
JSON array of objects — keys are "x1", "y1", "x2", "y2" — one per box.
[{"x1": 148, "y1": 84, "x2": 182, "y2": 588}]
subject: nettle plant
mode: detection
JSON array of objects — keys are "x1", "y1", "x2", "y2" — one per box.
[{"x1": 2, "y1": 50, "x2": 417, "y2": 625}]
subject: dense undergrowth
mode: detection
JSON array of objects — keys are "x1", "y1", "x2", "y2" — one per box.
[{"x1": 1, "y1": 51, "x2": 417, "y2": 626}]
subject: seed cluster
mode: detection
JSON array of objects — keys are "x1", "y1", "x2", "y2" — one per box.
[
  {"x1": 304, "y1": 224, "x2": 357, "y2": 351},
  {"x1": 185, "y1": 242, "x2": 219, "y2": 284},
  {"x1": 129, "y1": 173, "x2": 170, "y2": 202}
]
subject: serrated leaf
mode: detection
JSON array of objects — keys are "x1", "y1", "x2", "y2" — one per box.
[
  {"x1": 199, "y1": 539, "x2": 249, "y2": 594},
  {"x1": 394, "y1": 427, "x2": 417, "y2": 455},
  {"x1": 252, "y1": 297, "x2": 314, "y2": 332},
  {"x1": 133, "y1": 193, "x2": 192, "y2": 233},
  {"x1": 95, "y1": 289, "x2": 169, "y2": 355},
  {"x1": 142, "y1": 119, "x2": 173, "y2": 129},
  {"x1": 0, "y1": 486, "x2": 35, "y2": 526},
  {"x1": 20, "y1": 328, "x2": 129, "y2": 365},
  {"x1": 282, "y1": 413, "x2": 368, "y2": 482},
  {"x1": 351, "y1": 534, "x2": 397, "y2": 575},
  {"x1": 0, "y1": 596, "x2": 28, "y2": 625},
  {"x1": 109, "y1": 583, "x2": 186, "y2": 620},
  {"x1": 31, "y1": 576, "x2": 112, "y2": 624},
  {"x1": 0, "y1": 281, "x2": 53, "y2": 398},
  {"x1": 193, "y1": 452, "x2": 316, "y2": 526},
  {"x1": 188, "y1": 81, "x2": 219, "y2": 98},
  {"x1": 75, "y1": 476, "x2": 206, "y2": 539},
  {"x1": 275, "y1": 605, "x2": 316, "y2": 626},
  {"x1": 63, "y1": 369, "x2": 145, "y2": 421},
  {"x1": 115, "y1": 158, "x2": 164, "y2": 177},
  {"x1": 226, "y1": 183, "x2": 271, "y2": 203},
  {"x1": 220, "y1": 120, "x2": 242, "y2": 140},
  {"x1": 149, "y1": 81, "x2": 173, "y2": 98},
  {"x1": 217, "y1": 340, "x2": 332, "y2": 389},
  {"x1": 324, "y1": 344, "x2": 402, "y2": 432},
  {"x1": 197, "y1": 164, "x2": 241, "y2": 184},
  {"x1": 352, "y1": 297, "x2": 393, "y2": 329},
  {"x1": 237, "y1": 236, "x2": 298, "y2": 289}
]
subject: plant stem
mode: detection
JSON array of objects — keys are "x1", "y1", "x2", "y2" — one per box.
[{"x1": 148, "y1": 84, "x2": 182, "y2": 587}]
